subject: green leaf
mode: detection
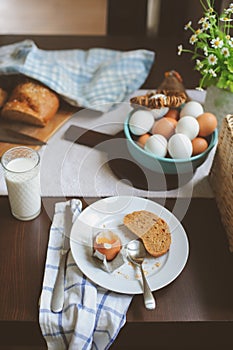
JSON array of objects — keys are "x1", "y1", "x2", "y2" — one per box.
[{"x1": 227, "y1": 61, "x2": 233, "y2": 73}]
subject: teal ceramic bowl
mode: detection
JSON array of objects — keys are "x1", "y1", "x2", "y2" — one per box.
[{"x1": 124, "y1": 114, "x2": 218, "y2": 175}]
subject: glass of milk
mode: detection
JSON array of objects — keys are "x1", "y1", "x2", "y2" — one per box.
[{"x1": 1, "y1": 146, "x2": 41, "y2": 221}]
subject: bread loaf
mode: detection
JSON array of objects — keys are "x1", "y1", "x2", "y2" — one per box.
[
  {"x1": 0, "y1": 87, "x2": 8, "y2": 108},
  {"x1": 124, "y1": 210, "x2": 171, "y2": 257},
  {"x1": 1, "y1": 81, "x2": 59, "y2": 126}
]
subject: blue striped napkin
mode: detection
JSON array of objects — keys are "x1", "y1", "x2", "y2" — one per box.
[
  {"x1": 39, "y1": 199, "x2": 132, "y2": 350},
  {"x1": 0, "y1": 40, "x2": 155, "y2": 112}
]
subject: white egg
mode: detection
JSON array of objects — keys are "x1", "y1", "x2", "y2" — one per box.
[
  {"x1": 180, "y1": 101, "x2": 204, "y2": 118},
  {"x1": 168, "y1": 133, "x2": 193, "y2": 159},
  {"x1": 151, "y1": 107, "x2": 169, "y2": 120},
  {"x1": 129, "y1": 110, "x2": 154, "y2": 135},
  {"x1": 176, "y1": 116, "x2": 200, "y2": 140},
  {"x1": 149, "y1": 94, "x2": 168, "y2": 120},
  {"x1": 144, "y1": 134, "x2": 168, "y2": 158}
]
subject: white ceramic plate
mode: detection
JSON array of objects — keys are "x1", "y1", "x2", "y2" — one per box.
[{"x1": 70, "y1": 196, "x2": 189, "y2": 294}]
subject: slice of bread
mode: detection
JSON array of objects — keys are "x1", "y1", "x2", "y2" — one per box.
[
  {"x1": 123, "y1": 210, "x2": 160, "y2": 236},
  {"x1": 123, "y1": 210, "x2": 171, "y2": 257}
]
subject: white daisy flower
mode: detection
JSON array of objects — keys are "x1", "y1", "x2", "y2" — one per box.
[
  {"x1": 221, "y1": 47, "x2": 230, "y2": 57},
  {"x1": 198, "y1": 17, "x2": 206, "y2": 24},
  {"x1": 196, "y1": 59, "x2": 203, "y2": 69},
  {"x1": 189, "y1": 34, "x2": 198, "y2": 45},
  {"x1": 202, "y1": 21, "x2": 210, "y2": 30},
  {"x1": 195, "y1": 28, "x2": 203, "y2": 35},
  {"x1": 208, "y1": 54, "x2": 218, "y2": 65},
  {"x1": 209, "y1": 68, "x2": 217, "y2": 77},
  {"x1": 177, "y1": 45, "x2": 183, "y2": 55},
  {"x1": 225, "y1": 5, "x2": 233, "y2": 14},
  {"x1": 184, "y1": 21, "x2": 192, "y2": 30},
  {"x1": 203, "y1": 46, "x2": 208, "y2": 56},
  {"x1": 211, "y1": 37, "x2": 224, "y2": 48},
  {"x1": 228, "y1": 38, "x2": 233, "y2": 47},
  {"x1": 220, "y1": 16, "x2": 233, "y2": 22}
]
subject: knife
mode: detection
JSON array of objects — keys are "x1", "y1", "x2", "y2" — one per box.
[
  {"x1": 51, "y1": 203, "x2": 74, "y2": 313},
  {"x1": 0, "y1": 128, "x2": 46, "y2": 145}
]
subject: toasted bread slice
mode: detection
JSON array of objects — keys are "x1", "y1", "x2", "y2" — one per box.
[
  {"x1": 140, "y1": 218, "x2": 171, "y2": 257},
  {"x1": 124, "y1": 210, "x2": 171, "y2": 257},
  {"x1": 123, "y1": 210, "x2": 159, "y2": 236}
]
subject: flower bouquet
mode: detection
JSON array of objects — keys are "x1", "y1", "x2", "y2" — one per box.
[
  {"x1": 178, "y1": 0, "x2": 233, "y2": 92},
  {"x1": 178, "y1": 0, "x2": 233, "y2": 128}
]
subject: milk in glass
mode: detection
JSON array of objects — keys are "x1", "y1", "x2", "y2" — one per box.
[{"x1": 1, "y1": 147, "x2": 41, "y2": 220}]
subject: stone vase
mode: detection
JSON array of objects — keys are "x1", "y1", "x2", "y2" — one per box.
[{"x1": 204, "y1": 85, "x2": 233, "y2": 131}]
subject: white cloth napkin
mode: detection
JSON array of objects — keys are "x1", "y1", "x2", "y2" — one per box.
[{"x1": 39, "y1": 199, "x2": 132, "y2": 350}]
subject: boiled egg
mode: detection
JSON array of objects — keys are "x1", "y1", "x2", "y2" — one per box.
[
  {"x1": 176, "y1": 116, "x2": 200, "y2": 140},
  {"x1": 192, "y1": 137, "x2": 208, "y2": 156},
  {"x1": 164, "y1": 108, "x2": 180, "y2": 120},
  {"x1": 94, "y1": 231, "x2": 121, "y2": 261},
  {"x1": 137, "y1": 133, "x2": 150, "y2": 147},
  {"x1": 197, "y1": 112, "x2": 217, "y2": 137},
  {"x1": 129, "y1": 110, "x2": 154, "y2": 135},
  {"x1": 149, "y1": 94, "x2": 169, "y2": 119},
  {"x1": 145, "y1": 134, "x2": 168, "y2": 158},
  {"x1": 152, "y1": 117, "x2": 177, "y2": 139},
  {"x1": 168, "y1": 133, "x2": 193, "y2": 159},
  {"x1": 180, "y1": 101, "x2": 204, "y2": 118}
]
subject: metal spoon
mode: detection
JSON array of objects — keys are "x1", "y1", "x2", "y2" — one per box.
[{"x1": 127, "y1": 240, "x2": 156, "y2": 310}]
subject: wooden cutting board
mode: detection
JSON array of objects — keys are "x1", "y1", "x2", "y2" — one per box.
[{"x1": 0, "y1": 104, "x2": 78, "y2": 157}]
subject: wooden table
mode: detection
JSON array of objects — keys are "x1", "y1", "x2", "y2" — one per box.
[
  {"x1": 0, "y1": 196, "x2": 233, "y2": 349},
  {"x1": 0, "y1": 35, "x2": 233, "y2": 349}
]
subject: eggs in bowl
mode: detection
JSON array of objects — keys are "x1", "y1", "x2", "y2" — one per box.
[{"x1": 124, "y1": 104, "x2": 218, "y2": 175}]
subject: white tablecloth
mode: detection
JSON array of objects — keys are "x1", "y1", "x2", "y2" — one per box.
[{"x1": 0, "y1": 89, "x2": 215, "y2": 200}]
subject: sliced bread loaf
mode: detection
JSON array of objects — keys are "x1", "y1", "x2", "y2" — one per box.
[
  {"x1": 1, "y1": 81, "x2": 59, "y2": 126},
  {"x1": 123, "y1": 210, "x2": 171, "y2": 257}
]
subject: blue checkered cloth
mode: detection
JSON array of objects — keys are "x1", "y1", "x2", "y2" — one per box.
[
  {"x1": 0, "y1": 40, "x2": 155, "y2": 112},
  {"x1": 39, "y1": 199, "x2": 132, "y2": 350}
]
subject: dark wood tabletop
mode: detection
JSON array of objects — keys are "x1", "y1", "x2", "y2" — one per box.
[
  {"x1": 0, "y1": 35, "x2": 233, "y2": 350},
  {"x1": 0, "y1": 196, "x2": 233, "y2": 349}
]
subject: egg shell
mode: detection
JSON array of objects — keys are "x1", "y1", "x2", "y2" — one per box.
[
  {"x1": 94, "y1": 231, "x2": 121, "y2": 261},
  {"x1": 137, "y1": 133, "x2": 151, "y2": 147},
  {"x1": 164, "y1": 109, "x2": 180, "y2": 120},
  {"x1": 150, "y1": 107, "x2": 169, "y2": 120},
  {"x1": 129, "y1": 110, "x2": 154, "y2": 135},
  {"x1": 197, "y1": 112, "x2": 217, "y2": 137},
  {"x1": 176, "y1": 116, "x2": 200, "y2": 140},
  {"x1": 149, "y1": 93, "x2": 167, "y2": 102},
  {"x1": 144, "y1": 134, "x2": 168, "y2": 158},
  {"x1": 148, "y1": 94, "x2": 169, "y2": 119},
  {"x1": 152, "y1": 117, "x2": 177, "y2": 139},
  {"x1": 180, "y1": 101, "x2": 204, "y2": 118},
  {"x1": 168, "y1": 133, "x2": 193, "y2": 159},
  {"x1": 192, "y1": 137, "x2": 208, "y2": 156}
]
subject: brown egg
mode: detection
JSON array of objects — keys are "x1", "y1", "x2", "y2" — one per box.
[
  {"x1": 152, "y1": 117, "x2": 177, "y2": 139},
  {"x1": 197, "y1": 112, "x2": 217, "y2": 137},
  {"x1": 192, "y1": 137, "x2": 208, "y2": 156},
  {"x1": 164, "y1": 109, "x2": 180, "y2": 120},
  {"x1": 137, "y1": 133, "x2": 150, "y2": 147}
]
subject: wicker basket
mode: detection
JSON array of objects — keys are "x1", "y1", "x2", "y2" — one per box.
[{"x1": 209, "y1": 115, "x2": 233, "y2": 252}]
